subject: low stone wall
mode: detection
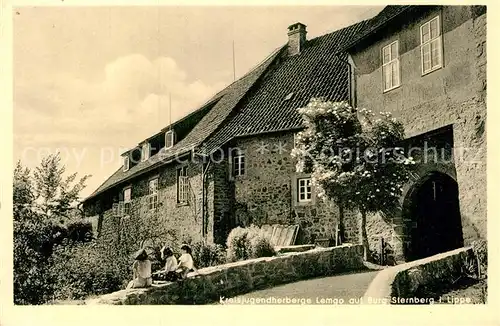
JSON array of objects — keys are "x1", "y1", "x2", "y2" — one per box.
[
  {"x1": 86, "y1": 244, "x2": 364, "y2": 305},
  {"x1": 362, "y1": 247, "x2": 475, "y2": 304}
]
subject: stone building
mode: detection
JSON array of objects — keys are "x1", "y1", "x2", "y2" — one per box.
[
  {"x1": 82, "y1": 5, "x2": 486, "y2": 263},
  {"x1": 341, "y1": 5, "x2": 486, "y2": 262}
]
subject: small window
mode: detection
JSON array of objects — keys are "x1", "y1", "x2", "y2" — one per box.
[
  {"x1": 123, "y1": 156, "x2": 130, "y2": 172},
  {"x1": 165, "y1": 130, "x2": 174, "y2": 149},
  {"x1": 420, "y1": 16, "x2": 442, "y2": 74},
  {"x1": 382, "y1": 41, "x2": 400, "y2": 91},
  {"x1": 297, "y1": 178, "x2": 312, "y2": 202},
  {"x1": 123, "y1": 187, "x2": 132, "y2": 215},
  {"x1": 233, "y1": 149, "x2": 245, "y2": 177},
  {"x1": 148, "y1": 178, "x2": 158, "y2": 211},
  {"x1": 177, "y1": 166, "x2": 189, "y2": 204},
  {"x1": 141, "y1": 143, "x2": 150, "y2": 162}
]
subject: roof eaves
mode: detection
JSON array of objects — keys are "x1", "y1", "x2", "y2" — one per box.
[
  {"x1": 336, "y1": 6, "x2": 412, "y2": 54},
  {"x1": 83, "y1": 148, "x2": 194, "y2": 203}
]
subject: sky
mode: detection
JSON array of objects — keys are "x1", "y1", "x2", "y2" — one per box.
[{"x1": 13, "y1": 5, "x2": 383, "y2": 198}]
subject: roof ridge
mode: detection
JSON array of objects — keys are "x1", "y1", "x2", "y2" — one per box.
[
  {"x1": 120, "y1": 45, "x2": 285, "y2": 155},
  {"x1": 307, "y1": 17, "x2": 372, "y2": 44},
  {"x1": 196, "y1": 46, "x2": 286, "y2": 154}
]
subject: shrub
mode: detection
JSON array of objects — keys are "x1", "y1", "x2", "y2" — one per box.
[
  {"x1": 226, "y1": 225, "x2": 275, "y2": 262},
  {"x1": 14, "y1": 215, "x2": 57, "y2": 305},
  {"x1": 66, "y1": 219, "x2": 93, "y2": 243},
  {"x1": 191, "y1": 241, "x2": 227, "y2": 268},
  {"x1": 50, "y1": 240, "x2": 131, "y2": 301},
  {"x1": 226, "y1": 227, "x2": 252, "y2": 262},
  {"x1": 250, "y1": 235, "x2": 275, "y2": 258}
]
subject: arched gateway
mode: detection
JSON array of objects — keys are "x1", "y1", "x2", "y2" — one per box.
[{"x1": 403, "y1": 171, "x2": 464, "y2": 261}]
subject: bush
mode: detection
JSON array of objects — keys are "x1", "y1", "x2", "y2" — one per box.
[
  {"x1": 50, "y1": 240, "x2": 131, "y2": 301},
  {"x1": 14, "y1": 216, "x2": 57, "y2": 305},
  {"x1": 226, "y1": 227, "x2": 253, "y2": 262},
  {"x1": 191, "y1": 241, "x2": 227, "y2": 268},
  {"x1": 250, "y1": 235, "x2": 275, "y2": 258},
  {"x1": 66, "y1": 219, "x2": 93, "y2": 243},
  {"x1": 226, "y1": 225, "x2": 275, "y2": 262}
]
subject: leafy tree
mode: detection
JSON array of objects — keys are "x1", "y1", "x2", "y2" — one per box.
[
  {"x1": 13, "y1": 154, "x2": 91, "y2": 304},
  {"x1": 292, "y1": 99, "x2": 415, "y2": 261},
  {"x1": 32, "y1": 154, "x2": 90, "y2": 221}
]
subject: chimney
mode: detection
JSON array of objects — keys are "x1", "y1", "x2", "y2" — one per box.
[{"x1": 287, "y1": 22, "x2": 307, "y2": 56}]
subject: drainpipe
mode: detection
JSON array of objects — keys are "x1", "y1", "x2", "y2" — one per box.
[
  {"x1": 335, "y1": 55, "x2": 356, "y2": 108},
  {"x1": 201, "y1": 158, "x2": 212, "y2": 241}
]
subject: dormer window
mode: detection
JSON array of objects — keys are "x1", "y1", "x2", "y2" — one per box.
[
  {"x1": 123, "y1": 156, "x2": 130, "y2": 172},
  {"x1": 165, "y1": 130, "x2": 175, "y2": 149},
  {"x1": 141, "y1": 143, "x2": 150, "y2": 162}
]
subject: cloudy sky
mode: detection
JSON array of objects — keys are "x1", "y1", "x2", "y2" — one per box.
[{"x1": 13, "y1": 6, "x2": 383, "y2": 197}]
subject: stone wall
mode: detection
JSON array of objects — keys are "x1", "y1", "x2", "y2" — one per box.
[
  {"x1": 86, "y1": 244, "x2": 365, "y2": 305},
  {"x1": 230, "y1": 132, "x2": 358, "y2": 245},
  {"x1": 362, "y1": 247, "x2": 476, "y2": 304},
  {"x1": 350, "y1": 7, "x2": 487, "y2": 260}
]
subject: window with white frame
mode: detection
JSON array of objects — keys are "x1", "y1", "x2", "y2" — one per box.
[
  {"x1": 233, "y1": 149, "x2": 245, "y2": 177},
  {"x1": 165, "y1": 130, "x2": 174, "y2": 149},
  {"x1": 297, "y1": 178, "x2": 312, "y2": 202},
  {"x1": 148, "y1": 178, "x2": 158, "y2": 211},
  {"x1": 123, "y1": 187, "x2": 132, "y2": 215},
  {"x1": 420, "y1": 16, "x2": 442, "y2": 74},
  {"x1": 177, "y1": 166, "x2": 189, "y2": 204},
  {"x1": 382, "y1": 41, "x2": 400, "y2": 91},
  {"x1": 123, "y1": 156, "x2": 130, "y2": 172},
  {"x1": 141, "y1": 143, "x2": 150, "y2": 162}
]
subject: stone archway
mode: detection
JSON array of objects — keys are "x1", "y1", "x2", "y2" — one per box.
[{"x1": 403, "y1": 171, "x2": 464, "y2": 261}]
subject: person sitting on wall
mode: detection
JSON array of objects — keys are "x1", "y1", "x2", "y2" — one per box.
[
  {"x1": 153, "y1": 246, "x2": 179, "y2": 282},
  {"x1": 126, "y1": 249, "x2": 152, "y2": 289},
  {"x1": 175, "y1": 244, "x2": 197, "y2": 279}
]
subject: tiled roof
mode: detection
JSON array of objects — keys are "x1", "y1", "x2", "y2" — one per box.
[
  {"x1": 84, "y1": 49, "x2": 281, "y2": 201},
  {"x1": 202, "y1": 19, "x2": 370, "y2": 153},
  {"x1": 339, "y1": 5, "x2": 412, "y2": 52}
]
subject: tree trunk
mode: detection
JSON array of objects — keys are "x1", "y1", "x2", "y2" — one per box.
[{"x1": 360, "y1": 210, "x2": 369, "y2": 261}]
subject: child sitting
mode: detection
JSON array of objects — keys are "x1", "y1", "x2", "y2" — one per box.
[
  {"x1": 126, "y1": 249, "x2": 152, "y2": 289},
  {"x1": 176, "y1": 244, "x2": 197, "y2": 279},
  {"x1": 154, "y1": 246, "x2": 179, "y2": 282}
]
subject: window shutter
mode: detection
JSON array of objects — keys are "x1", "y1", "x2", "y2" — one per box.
[
  {"x1": 228, "y1": 149, "x2": 234, "y2": 181},
  {"x1": 183, "y1": 176, "x2": 189, "y2": 203},
  {"x1": 118, "y1": 202, "x2": 124, "y2": 216}
]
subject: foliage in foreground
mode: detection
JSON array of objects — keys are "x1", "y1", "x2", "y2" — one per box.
[
  {"x1": 226, "y1": 225, "x2": 276, "y2": 262},
  {"x1": 292, "y1": 99, "x2": 415, "y2": 261},
  {"x1": 14, "y1": 155, "x2": 92, "y2": 305},
  {"x1": 50, "y1": 240, "x2": 131, "y2": 301},
  {"x1": 191, "y1": 241, "x2": 227, "y2": 268}
]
